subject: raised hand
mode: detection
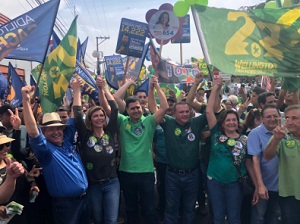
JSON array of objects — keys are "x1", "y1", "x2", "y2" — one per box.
[
  {"x1": 273, "y1": 119, "x2": 287, "y2": 141},
  {"x1": 125, "y1": 76, "x2": 137, "y2": 86},
  {"x1": 194, "y1": 72, "x2": 204, "y2": 85},
  {"x1": 96, "y1": 76, "x2": 108, "y2": 89},
  {"x1": 6, "y1": 158, "x2": 25, "y2": 179},
  {"x1": 21, "y1": 86, "x2": 35, "y2": 102},
  {"x1": 8, "y1": 108, "x2": 21, "y2": 130},
  {"x1": 70, "y1": 77, "x2": 83, "y2": 91},
  {"x1": 26, "y1": 165, "x2": 42, "y2": 182}
]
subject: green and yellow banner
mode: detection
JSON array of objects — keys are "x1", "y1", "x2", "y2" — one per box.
[
  {"x1": 32, "y1": 17, "x2": 77, "y2": 113},
  {"x1": 192, "y1": 5, "x2": 300, "y2": 77}
]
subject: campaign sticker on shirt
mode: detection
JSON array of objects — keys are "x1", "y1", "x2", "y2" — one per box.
[
  {"x1": 286, "y1": 139, "x2": 296, "y2": 148},
  {"x1": 219, "y1": 135, "x2": 228, "y2": 142},
  {"x1": 94, "y1": 144, "x2": 103, "y2": 152},
  {"x1": 232, "y1": 148, "x2": 241, "y2": 156},
  {"x1": 101, "y1": 135, "x2": 110, "y2": 146},
  {"x1": 87, "y1": 136, "x2": 97, "y2": 147},
  {"x1": 235, "y1": 141, "x2": 243, "y2": 149},
  {"x1": 227, "y1": 139, "x2": 236, "y2": 147},
  {"x1": 106, "y1": 146, "x2": 114, "y2": 154},
  {"x1": 126, "y1": 124, "x2": 131, "y2": 130},
  {"x1": 86, "y1": 162, "x2": 93, "y2": 170},
  {"x1": 134, "y1": 127, "x2": 143, "y2": 136},
  {"x1": 185, "y1": 127, "x2": 192, "y2": 133},
  {"x1": 175, "y1": 128, "x2": 181, "y2": 136},
  {"x1": 187, "y1": 133, "x2": 195, "y2": 141}
]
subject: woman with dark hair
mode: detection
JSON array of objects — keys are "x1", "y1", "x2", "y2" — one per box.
[
  {"x1": 155, "y1": 11, "x2": 170, "y2": 30},
  {"x1": 206, "y1": 77, "x2": 248, "y2": 224},
  {"x1": 71, "y1": 76, "x2": 119, "y2": 224},
  {"x1": 242, "y1": 108, "x2": 262, "y2": 135}
]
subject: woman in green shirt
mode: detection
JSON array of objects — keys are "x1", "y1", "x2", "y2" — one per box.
[{"x1": 206, "y1": 77, "x2": 247, "y2": 224}]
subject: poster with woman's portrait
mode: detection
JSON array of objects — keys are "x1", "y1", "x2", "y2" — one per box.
[{"x1": 148, "y1": 10, "x2": 180, "y2": 40}]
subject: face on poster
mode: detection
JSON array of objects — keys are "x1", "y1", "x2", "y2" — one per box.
[
  {"x1": 149, "y1": 10, "x2": 180, "y2": 40},
  {"x1": 115, "y1": 18, "x2": 148, "y2": 58},
  {"x1": 172, "y1": 14, "x2": 190, "y2": 44},
  {"x1": 104, "y1": 55, "x2": 124, "y2": 89}
]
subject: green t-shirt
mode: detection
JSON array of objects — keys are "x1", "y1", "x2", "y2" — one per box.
[
  {"x1": 207, "y1": 125, "x2": 247, "y2": 184},
  {"x1": 277, "y1": 135, "x2": 300, "y2": 200},
  {"x1": 160, "y1": 114, "x2": 207, "y2": 170},
  {"x1": 118, "y1": 114, "x2": 156, "y2": 173}
]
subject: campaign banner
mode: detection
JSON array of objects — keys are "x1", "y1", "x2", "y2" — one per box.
[
  {"x1": 172, "y1": 14, "x2": 190, "y2": 44},
  {"x1": 115, "y1": 18, "x2": 148, "y2": 58},
  {"x1": 104, "y1": 55, "x2": 125, "y2": 90}
]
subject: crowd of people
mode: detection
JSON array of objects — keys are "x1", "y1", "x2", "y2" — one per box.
[{"x1": 0, "y1": 73, "x2": 299, "y2": 224}]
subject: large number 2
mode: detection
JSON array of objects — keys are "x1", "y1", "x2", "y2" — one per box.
[{"x1": 225, "y1": 12, "x2": 255, "y2": 55}]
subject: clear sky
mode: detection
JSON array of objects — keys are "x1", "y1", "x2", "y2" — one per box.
[{"x1": 1, "y1": 0, "x2": 264, "y2": 72}]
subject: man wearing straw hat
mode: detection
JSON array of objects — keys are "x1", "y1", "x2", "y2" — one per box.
[{"x1": 21, "y1": 85, "x2": 89, "y2": 224}]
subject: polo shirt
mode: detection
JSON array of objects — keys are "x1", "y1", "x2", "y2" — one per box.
[
  {"x1": 160, "y1": 114, "x2": 207, "y2": 170},
  {"x1": 247, "y1": 123, "x2": 278, "y2": 191},
  {"x1": 276, "y1": 135, "x2": 300, "y2": 200},
  {"x1": 118, "y1": 114, "x2": 157, "y2": 173},
  {"x1": 29, "y1": 118, "x2": 88, "y2": 197}
]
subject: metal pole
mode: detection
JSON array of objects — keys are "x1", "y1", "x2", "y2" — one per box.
[{"x1": 96, "y1": 37, "x2": 100, "y2": 76}]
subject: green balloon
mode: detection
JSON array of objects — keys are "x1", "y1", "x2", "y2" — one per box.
[
  {"x1": 195, "y1": 0, "x2": 208, "y2": 6},
  {"x1": 264, "y1": 1, "x2": 277, "y2": 8},
  {"x1": 185, "y1": 0, "x2": 198, "y2": 5},
  {"x1": 174, "y1": 0, "x2": 190, "y2": 17}
]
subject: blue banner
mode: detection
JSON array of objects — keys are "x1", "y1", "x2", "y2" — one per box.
[
  {"x1": 0, "y1": 72, "x2": 8, "y2": 102},
  {"x1": 115, "y1": 18, "x2": 148, "y2": 58},
  {"x1": 74, "y1": 61, "x2": 99, "y2": 103},
  {"x1": 171, "y1": 14, "x2": 190, "y2": 44},
  {"x1": 104, "y1": 55, "x2": 124, "y2": 90},
  {"x1": 30, "y1": 74, "x2": 39, "y2": 97},
  {"x1": 0, "y1": 0, "x2": 60, "y2": 62},
  {"x1": 6, "y1": 62, "x2": 25, "y2": 107}
]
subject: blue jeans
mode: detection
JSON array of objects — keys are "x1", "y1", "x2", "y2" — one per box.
[
  {"x1": 251, "y1": 191, "x2": 280, "y2": 224},
  {"x1": 88, "y1": 178, "x2": 120, "y2": 224},
  {"x1": 279, "y1": 196, "x2": 300, "y2": 224},
  {"x1": 52, "y1": 194, "x2": 89, "y2": 224},
  {"x1": 207, "y1": 178, "x2": 243, "y2": 224},
  {"x1": 119, "y1": 172, "x2": 157, "y2": 224},
  {"x1": 164, "y1": 168, "x2": 199, "y2": 224}
]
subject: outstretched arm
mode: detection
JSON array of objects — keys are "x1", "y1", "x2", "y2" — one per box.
[
  {"x1": 148, "y1": 77, "x2": 158, "y2": 114},
  {"x1": 113, "y1": 76, "x2": 136, "y2": 113},
  {"x1": 153, "y1": 76, "x2": 168, "y2": 124},
  {"x1": 206, "y1": 77, "x2": 222, "y2": 130},
  {"x1": 186, "y1": 72, "x2": 204, "y2": 112},
  {"x1": 0, "y1": 158, "x2": 24, "y2": 204},
  {"x1": 22, "y1": 86, "x2": 39, "y2": 137}
]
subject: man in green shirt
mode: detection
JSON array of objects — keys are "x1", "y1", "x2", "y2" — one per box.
[
  {"x1": 152, "y1": 73, "x2": 208, "y2": 224},
  {"x1": 264, "y1": 104, "x2": 300, "y2": 224},
  {"x1": 117, "y1": 76, "x2": 168, "y2": 224}
]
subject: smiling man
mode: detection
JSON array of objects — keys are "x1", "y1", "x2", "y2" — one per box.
[
  {"x1": 117, "y1": 76, "x2": 168, "y2": 224},
  {"x1": 21, "y1": 85, "x2": 89, "y2": 224}
]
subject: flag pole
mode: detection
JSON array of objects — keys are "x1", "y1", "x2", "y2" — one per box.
[{"x1": 191, "y1": 6, "x2": 213, "y2": 81}]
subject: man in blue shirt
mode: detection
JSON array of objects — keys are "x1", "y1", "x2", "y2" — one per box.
[
  {"x1": 21, "y1": 85, "x2": 89, "y2": 224},
  {"x1": 247, "y1": 105, "x2": 281, "y2": 224}
]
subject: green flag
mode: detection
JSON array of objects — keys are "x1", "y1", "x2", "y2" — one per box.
[
  {"x1": 192, "y1": 5, "x2": 300, "y2": 77},
  {"x1": 32, "y1": 17, "x2": 78, "y2": 113}
]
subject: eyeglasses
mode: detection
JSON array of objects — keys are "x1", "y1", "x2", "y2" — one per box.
[
  {"x1": 0, "y1": 142, "x2": 11, "y2": 150},
  {"x1": 263, "y1": 115, "x2": 280, "y2": 119}
]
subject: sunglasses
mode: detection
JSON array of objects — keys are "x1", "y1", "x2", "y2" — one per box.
[{"x1": 0, "y1": 142, "x2": 11, "y2": 150}]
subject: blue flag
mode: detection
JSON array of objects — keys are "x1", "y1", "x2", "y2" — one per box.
[
  {"x1": 76, "y1": 38, "x2": 81, "y2": 61},
  {"x1": 74, "y1": 61, "x2": 99, "y2": 103},
  {"x1": 6, "y1": 62, "x2": 25, "y2": 107},
  {"x1": 80, "y1": 37, "x2": 88, "y2": 59},
  {"x1": 0, "y1": 0, "x2": 60, "y2": 62},
  {"x1": 30, "y1": 75, "x2": 39, "y2": 97},
  {"x1": 0, "y1": 72, "x2": 8, "y2": 103},
  {"x1": 135, "y1": 78, "x2": 149, "y2": 94}
]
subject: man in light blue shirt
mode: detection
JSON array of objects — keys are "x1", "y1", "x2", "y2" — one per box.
[{"x1": 247, "y1": 105, "x2": 281, "y2": 224}]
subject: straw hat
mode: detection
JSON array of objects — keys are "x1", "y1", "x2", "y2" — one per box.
[
  {"x1": 40, "y1": 112, "x2": 68, "y2": 128},
  {"x1": 0, "y1": 134, "x2": 14, "y2": 145}
]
